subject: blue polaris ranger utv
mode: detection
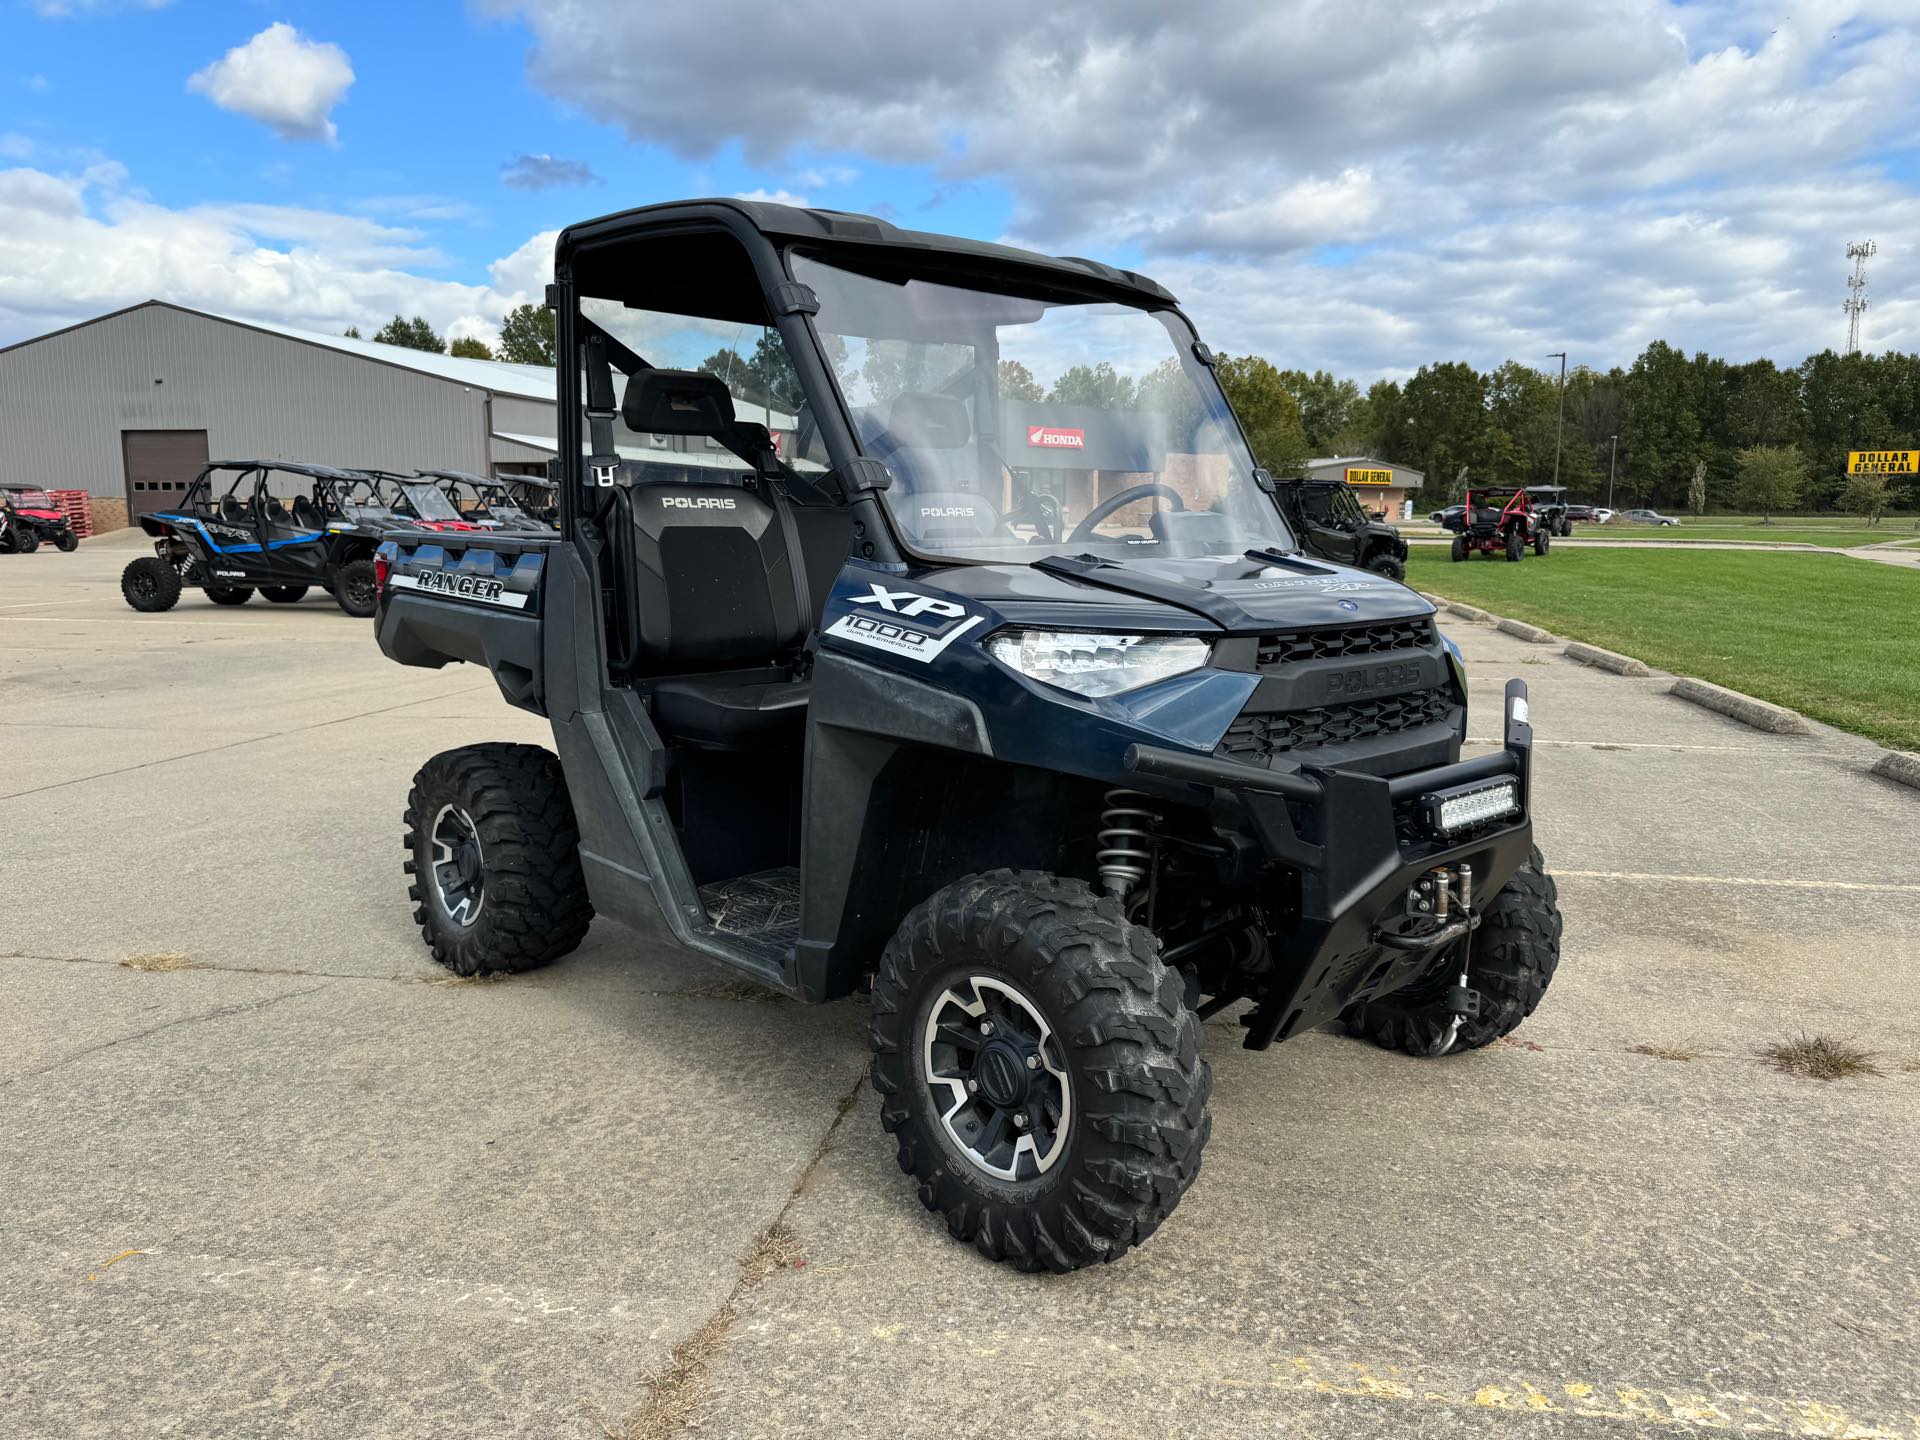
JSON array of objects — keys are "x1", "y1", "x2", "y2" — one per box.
[{"x1": 372, "y1": 199, "x2": 1561, "y2": 1272}]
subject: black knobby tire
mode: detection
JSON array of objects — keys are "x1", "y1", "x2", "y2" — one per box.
[
  {"x1": 12, "y1": 528, "x2": 38, "y2": 555},
  {"x1": 333, "y1": 558, "x2": 377, "y2": 618},
  {"x1": 1450, "y1": 536, "x2": 1466, "y2": 563},
  {"x1": 403, "y1": 743, "x2": 593, "y2": 976},
  {"x1": 206, "y1": 586, "x2": 254, "y2": 605},
  {"x1": 1369, "y1": 553, "x2": 1407, "y2": 582},
  {"x1": 1534, "y1": 528, "x2": 1551, "y2": 556},
  {"x1": 870, "y1": 870, "x2": 1211, "y2": 1273},
  {"x1": 121, "y1": 556, "x2": 183, "y2": 612},
  {"x1": 1560, "y1": 519, "x2": 1573, "y2": 538},
  {"x1": 1506, "y1": 529, "x2": 1524, "y2": 562},
  {"x1": 1345, "y1": 845, "x2": 1562, "y2": 1056},
  {"x1": 261, "y1": 585, "x2": 309, "y2": 603},
  {"x1": 55, "y1": 530, "x2": 79, "y2": 552}
]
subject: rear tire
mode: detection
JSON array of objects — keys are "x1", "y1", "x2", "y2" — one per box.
[
  {"x1": 1450, "y1": 536, "x2": 1466, "y2": 563},
  {"x1": 333, "y1": 558, "x2": 377, "y2": 618},
  {"x1": 55, "y1": 531, "x2": 79, "y2": 552},
  {"x1": 1368, "y1": 553, "x2": 1407, "y2": 581},
  {"x1": 261, "y1": 585, "x2": 309, "y2": 603},
  {"x1": 206, "y1": 585, "x2": 253, "y2": 605},
  {"x1": 870, "y1": 870, "x2": 1211, "y2": 1273},
  {"x1": 121, "y1": 556, "x2": 182, "y2": 612},
  {"x1": 1534, "y1": 528, "x2": 1550, "y2": 556},
  {"x1": 1344, "y1": 846, "x2": 1562, "y2": 1056},
  {"x1": 403, "y1": 743, "x2": 593, "y2": 976}
]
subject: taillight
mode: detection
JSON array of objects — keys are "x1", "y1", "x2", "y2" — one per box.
[{"x1": 373, "y1": 553, "x2": 392, "y2": 593}]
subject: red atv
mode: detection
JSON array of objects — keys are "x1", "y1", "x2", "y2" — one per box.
[
  {"x1": 1, "y1": 487, "x2": 79, "y2": 554},
  {"x1": 1442, "y1": 484, "x2": 1549, "y2": 562}
]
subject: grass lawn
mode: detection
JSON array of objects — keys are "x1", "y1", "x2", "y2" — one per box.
[
  {"x1": 1409, "y1": 547, "x2": 1920, "y2": 751},
  {"x1": 1413, "y1": 523, "x2": 1910, "y2": 548}
]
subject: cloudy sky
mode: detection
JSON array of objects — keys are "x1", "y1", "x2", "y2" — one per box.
[{"x1": 2, "y1": 0, "x2": 1916, "y2": 379}]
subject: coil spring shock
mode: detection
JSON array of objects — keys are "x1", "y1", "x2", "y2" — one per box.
[{"x1": 1097, "y1": 789, "x2": 1160, "y2": 898}]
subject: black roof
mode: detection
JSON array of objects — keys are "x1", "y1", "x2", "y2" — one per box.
[
  {"x1": 207, "y1": 459, "x2": 370, "y2": 481},
  {"x1": 559, "y1": 198, "x2": 1178, "y2": 308}
]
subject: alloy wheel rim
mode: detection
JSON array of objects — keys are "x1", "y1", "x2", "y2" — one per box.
[
  {"x1": 429, "y1": 804, "x2": 485, "y2": 926},
  {"x1": 922, "y1": 975, "x2": 1072, "y2": 1181}
]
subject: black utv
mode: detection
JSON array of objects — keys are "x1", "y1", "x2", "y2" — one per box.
[
  {"x1": 372, "y1": 199, "x2": 1562, "y2": 1272},
  {"x1": 122, "y1": 461, "x2": 400, "y2": 616},
  {"x1": 1271, "y1": 477, "x2": 1409, "y2": 580}
]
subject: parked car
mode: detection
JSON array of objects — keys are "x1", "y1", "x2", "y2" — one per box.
[
  {"x1": 1564, "y1": 504, "x2": 1596, "y2": 522},
  {"x1": 1626, "y1": 508, "x2": 1678, "y2": 526},
  {"x1": 1591, "y1": 507, "x2": 1615, "y2": 524},
  {"x1": 1430, "y1": 505, "x2": 1465, "y2": 527}
]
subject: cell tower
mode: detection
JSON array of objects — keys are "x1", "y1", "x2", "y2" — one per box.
[{"x1": 1843, "y1": 239, "x2": 1875, "y2": 354}]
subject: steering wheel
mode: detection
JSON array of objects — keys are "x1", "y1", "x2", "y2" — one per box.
[
  {"x1": 1068, "y1": 482, "x2": 1187, "y2": 543},
  {"x1": 1002, "y1": 482, "x2": 1062, "y2": 543}
]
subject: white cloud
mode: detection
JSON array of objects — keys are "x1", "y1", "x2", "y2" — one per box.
[
  {"x1": 500, "y1": 153, "x2": 598, "y2": 190},
  {"x1": 0, "y1": 161, "x2": 551, "y2": 351},
  {"x1": 497, "y1": 0, "x2": 1920, "y2": 372},
  {"x1": 188, "y1": 23, "x2": 354, "y2": 144},
  {"x1": 733, "y1": 187, "x2": 809, "y2": 207}
]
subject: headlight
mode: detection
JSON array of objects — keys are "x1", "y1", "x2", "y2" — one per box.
[{"x1": 986, "y1": 630, "x2": 1210, "y2": 698}]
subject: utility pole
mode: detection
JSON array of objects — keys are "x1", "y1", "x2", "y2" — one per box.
[
  {"x1": 1607, "y1": 433, "x2": 1618, "y2": 510},
  {"x1": 1547, "y1": 352, "x2": 1568, "y2": 485},
  {"x1": 1844, "y1": 240, "x2": 1874, "y2": 354}
]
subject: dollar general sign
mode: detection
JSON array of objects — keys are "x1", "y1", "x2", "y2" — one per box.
[
  {"x1": 1345, "y1": 467, "x2": 1395, "y2": 486},
  {"x1": 1847, "y1": 449, "x2": 1917, "y2": 476}
]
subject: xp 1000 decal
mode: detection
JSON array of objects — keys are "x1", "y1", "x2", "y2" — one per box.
[{"x1": 824, "y1": 582, "x2": 984, "y2": 663}]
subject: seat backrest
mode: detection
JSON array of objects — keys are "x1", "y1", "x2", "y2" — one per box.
[
  {"x1": 620, "y1": 482, "x2": 804, "y2": 667},
  {"x1": 291, "y1": 494, "x2": 321, "y2": 528},
  {"x1": 220, "y1": 495, "x2": 250, "y2": 524}
]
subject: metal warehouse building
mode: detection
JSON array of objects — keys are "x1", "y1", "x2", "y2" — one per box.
[
  {"x1": 1303, "y1": 454, "x2": 1424, "y2": 519},
  {"x1": 0, "y1": 301, "x2": 560, "y2": 532}
]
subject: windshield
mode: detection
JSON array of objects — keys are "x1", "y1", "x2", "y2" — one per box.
[
  {"x1": 794, "y1": 254, "x2": 1293, "y2": 563},
  {"x1": 400, "y1": 483, "x2": 463, "y2": 522},
  {"x1": 7, "y1": 489, "x2": 53, "y2": 508}
]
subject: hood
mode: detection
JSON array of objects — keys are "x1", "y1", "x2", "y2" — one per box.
[{"x1": 925, "y1": 551, "x2": 1432, "y2": 633}]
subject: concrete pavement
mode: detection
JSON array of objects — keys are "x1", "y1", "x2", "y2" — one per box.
[{"x1": 3, "y1": 531, "x2": 1917, "y2": 1438}]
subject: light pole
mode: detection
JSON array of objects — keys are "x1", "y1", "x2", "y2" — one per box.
[
  {"x1": 1547, "y1": 352, "x2": 1568, "y2": 486},
  {"x1": 1607, "y1": 433, "x2": 1618, "y2": 511}
]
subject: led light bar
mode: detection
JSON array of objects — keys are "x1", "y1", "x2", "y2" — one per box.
[{"x1": 1424, "y1": 777, "x2": 1521, "y2": 836}]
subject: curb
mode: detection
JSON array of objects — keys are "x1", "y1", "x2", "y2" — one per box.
[
  {"x1": 1870, "y1": 751, "x2": 1920, "y2": 791},
  {"x1": 1496, "y1": 617, "x2": 1558, "y2": 644},
  {"x1": 1563, "y1": 641, "x2": 1651, "y2": 677},
  {"x1": 1444, "y1": 602, "x2": 1489, "y2": 622},
  {"x1": 1668, "y1": 677, "x2": 1811, "y2": 735}
]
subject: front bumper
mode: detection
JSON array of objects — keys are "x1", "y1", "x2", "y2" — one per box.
[{"x1": 1126, "y1": 678, "x2": 1537, "y2": 1048}]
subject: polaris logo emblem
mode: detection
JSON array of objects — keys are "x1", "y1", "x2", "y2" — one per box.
[
  {"x1": 662, "y1": 495, "x2": 736, "y2": 510},
  {"x1": 920, "y1": 506, "x2": 975, "y2": 519},
  {"x1": 1324, "y1": 661, "x2": 1422, "y2": 699},
  {"x1": 391, "y1": 569, "x2": 529, "y2": 610}
]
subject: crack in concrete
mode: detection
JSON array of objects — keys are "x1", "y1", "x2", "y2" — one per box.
[
  {"x1": 0, "y1": 983, "x2": 331, "y2": 1091},
  {"x1": 593, "y1": 1071, "x2": 868, "y2": 1440}
]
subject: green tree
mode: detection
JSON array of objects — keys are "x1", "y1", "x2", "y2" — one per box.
[
  {"x1": 1736, "y1": 444, "x2": 1808, "y2": 522},
  {"x1": 498, "y1": 303, "x2": 556, "y2": 366},
  {"x1": 997, "y1": 359, "x2": 1045, "y2": 402},
  {"x1": 449, "y1": 336, "x2": 494, "y2": 360},
  {"x1": 1213, "y1": 355, "x2": 1308, "y2": 474},
  {"x1": 1840, "y1": 471, "x2": 1892, "y2": 526},
  {"x1": 1277, "y1": 368, "x2": 1363, "y2": 455},
  {"x1": 1398, "y1": 362, "x2": 1488, "y2": 504},
  {"x1": 371, "y1": 314, "x2": 445, "y2": 353},
  {"x1": 342, "y1": 324, "x2": 362, "y2": 339},
  {"x1": 1048, "y1": 361, "x2": 1137, "y2": 410},
  {"x1": 1687, "y1": 460, "x2": 1708, "y2": 516},
  {"x1": 1624, "y1": 341, "x2": 1701, "y2": 507},
  {"x1": 1484, "y1": 360, "x2": 1561, "y2": 484}
]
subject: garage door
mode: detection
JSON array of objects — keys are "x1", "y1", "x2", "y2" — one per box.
[{"x1": 123, "y1": 430, "x2": 210, "y2": 520}]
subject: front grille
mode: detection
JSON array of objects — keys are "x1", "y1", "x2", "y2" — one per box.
[
  {"x1": 1257, "y1": 617, "x2": 1435, "y2": 668},
  {"x1": 1218, "y1": 688, "x2": 1455, "y2": 762}
]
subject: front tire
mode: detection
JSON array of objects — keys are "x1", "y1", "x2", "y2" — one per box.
[
  {"x1": 1344, "y1": 845, "x2": 1562, "y2": 1056},
  {"x1": 12, "y1": 528, "x2": 38, "y2": 555},
  {"x1": 261, "y1": 585, "x2": 309, "y2": 603},
  {"x1": 1368, "y1": 553, "x2": 1407, "y2": 581},
  {"x1": 403, "y1": 743, "x2": 593, "y2": 976},
  {"x1": 1450, "y1": 536, "x2": 1466, "y2": 563},
  {"x1": 1506, "y1": 530, "x2": 1525, "y2": 562},
  {"x1": 1534, "y1": 528, "x2": 1551, "y2": 556},
  {"x1": 333, "y1": 558, "x2": 377, "y2": 617},
  {"x1": 55, "y1": 530, "x2": 79, "y2": 552},
  {"x1": 121, "y1": 556, "x2": 182, "y2": 612},
  {"x1": 870, "y1": 870, "x2": 1211, "y2": 1273}
]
